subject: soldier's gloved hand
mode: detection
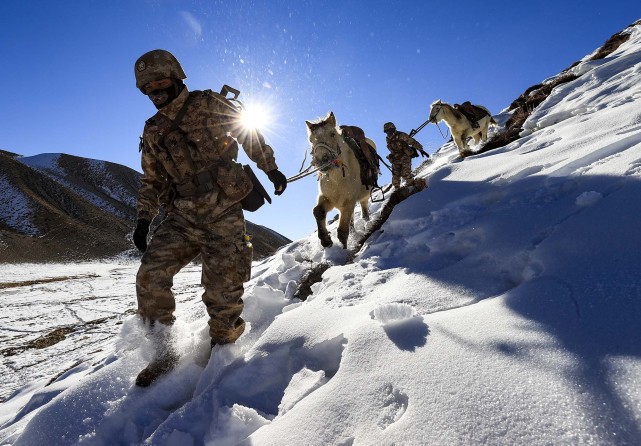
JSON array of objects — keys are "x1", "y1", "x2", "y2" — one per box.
[
  {"x1": 267, "y1": 169, "x2": 287, "y2": 196},
  {"x1": 133, "y1": 218, "x2": 151, "y2": 253}
]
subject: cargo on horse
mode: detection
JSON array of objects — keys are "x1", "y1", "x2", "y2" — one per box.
[{"x1": 429, "y1": 100, "x2": 497, "y2": 156}]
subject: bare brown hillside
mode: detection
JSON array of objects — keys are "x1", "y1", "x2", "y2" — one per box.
[{"x1": 0, "y1": 151, "x2": 290, "y2": 262}]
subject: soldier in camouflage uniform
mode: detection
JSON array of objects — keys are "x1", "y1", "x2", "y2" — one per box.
[
  {"x1": 132, "y1": 49, "x2": 288, "y2": 386},
  {"x1": 383, "y1": 122, "x2": 426, "y2": 188}
]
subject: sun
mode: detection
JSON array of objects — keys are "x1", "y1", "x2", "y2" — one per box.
[{"x1": 240, "y1": 103, "x2": 272, "y2": 132}]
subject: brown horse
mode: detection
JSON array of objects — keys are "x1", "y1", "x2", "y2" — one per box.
[{"x1": 305, "y1": 112, "x2": 374, "y2": 248}]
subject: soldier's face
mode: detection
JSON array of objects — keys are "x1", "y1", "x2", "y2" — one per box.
[
  {"x1": 143, "y1": 78, "x2": 175, "y2": 108},
  {"x1": 142, "y1": 78, "x2": 173, "y2": 95}
]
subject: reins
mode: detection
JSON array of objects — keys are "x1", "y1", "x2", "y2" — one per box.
[
  {"x1": 287, "y1": 141, "x2": 342, "y2": 183},
  {"x1": 436, "y1": 121, "x2": 450, "y2": 141},
  {"x1": 429, "y1": 104, "x2": 451, "y2": 142},
  {"x1": 286, "y1": 163, "x2": 320, "y2": 183}
]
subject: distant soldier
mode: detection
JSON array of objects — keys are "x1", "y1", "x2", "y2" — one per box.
[
  {"x1": 132, "y1": 49, "x2": 287, "y2": 386},
  {"x1": 383, "y1": 122, "x2": 427, "y2": 188}
]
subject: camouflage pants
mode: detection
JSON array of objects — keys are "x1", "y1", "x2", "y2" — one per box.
[
  {"x1": 136, "y1": 203, "x2": 252, "y2": 344},
  {"x1": 391, "y1": 156, "x2": 413, "y2": 187}
]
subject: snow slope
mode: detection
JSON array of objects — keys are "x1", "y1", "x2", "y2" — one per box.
[
  {"x1": 2, "y1": 21, "x2": 641, "y2": 446},
  {"x1": 19, "y1": 153, "x2": 137, "y2": 219}
]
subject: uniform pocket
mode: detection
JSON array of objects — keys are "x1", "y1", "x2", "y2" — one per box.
[{"x1": 216, "y1": 162, "x2": 253, "y2": 203}]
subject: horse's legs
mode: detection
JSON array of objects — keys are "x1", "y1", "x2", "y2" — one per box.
[
  {"x1": 313, "y1": 196, "x2": 334, "y2": 248},
  {"x1": 360, "y1": 197, "x2": 370, "y2": 221},
  {"x1": 481, "y1": 124, "x2": 489, "y2": 141},
  {"x1": 337, "y1": 206, "x2": 354, "y2": 249},
  {"x1": 454, "y1": 134, "x2": 466, "y2": 152},
  {"x1": 472, "y1": 132, "x2": 481, "y2": 145}
]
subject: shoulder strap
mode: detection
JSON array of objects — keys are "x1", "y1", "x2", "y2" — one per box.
[
  {"x1": 159, "y1": 94, "x2": 197, "y2": 173},
  {"x1": 165, "y1": 94, "x2": 192, "y2": 133}
]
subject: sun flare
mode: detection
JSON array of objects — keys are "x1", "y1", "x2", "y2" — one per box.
[{"x1": 240, "y1": 103, "x2": 271, "y2": 131}]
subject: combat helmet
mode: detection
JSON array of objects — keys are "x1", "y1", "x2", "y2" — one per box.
[
  {"x1": 383, "y1": 122, "x2": 396, "y2": 133},
  {"x1": 134, "y1": 49, "x2": 186, "y2": 91}
]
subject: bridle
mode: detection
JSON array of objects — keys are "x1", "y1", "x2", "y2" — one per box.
[
  {"x1": 287, "y1": 131, "x2": 344, "y2": 183},
  {"x1": 429, "y1": 103, "x2": 443, "y2": 123},
  {"x1": 311, "y1": 139, "x2": 343, "y2": 173},
  {"x1": 429, "y1": 103, "x2": 451, "y2": 141}
]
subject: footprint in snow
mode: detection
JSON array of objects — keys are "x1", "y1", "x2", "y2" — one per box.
[{"x1": 377, "y1": 383, "x2": 409, "y2": 430}]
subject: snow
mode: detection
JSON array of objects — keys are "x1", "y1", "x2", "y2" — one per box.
[
  {"x1": 17, "y1": 153, "x2": 62, "y2": 171},
  {"x1": 2, "y1": 21, "x2": 641, "y2": 446},
  {"x1": 0, "y1": 175, "x2": 39, "y2": 236},
  {"x1": 19, "y1": 153, "x2": 135, "y2": 218}
]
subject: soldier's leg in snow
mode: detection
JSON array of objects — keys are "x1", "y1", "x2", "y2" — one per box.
[
  {"x1": 392, "y1": 162, "x2": 402, "y2": 188},
  {"x1": 401, "y1": 157, "x2": 413, "y2": 185},
  {"x1": 136, "y1": 215, "x2": 200, "y2": 325},
  {"x1": 200, "y1": 205, "x2": 252, "y2": 344}
]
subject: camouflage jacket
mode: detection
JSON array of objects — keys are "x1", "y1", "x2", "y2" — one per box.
[
  {"x1": 386, "y1": 131, "x2": 423, "y2": 161},
  {"x1": 137, "y1": 87, "x2": 278, "y2": 221}
]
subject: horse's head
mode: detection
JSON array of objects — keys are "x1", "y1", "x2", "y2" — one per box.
[
  {"x1": 305, "y1": 111, "x2": 342, "y2": 173},
  {"x1": 429, "y1": 99, "x2": 445, "y2": 123}
]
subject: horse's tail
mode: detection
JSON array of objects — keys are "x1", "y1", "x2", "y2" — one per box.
[{"x1": 489, "y1": 116, "x2": 498, "y2": 127}]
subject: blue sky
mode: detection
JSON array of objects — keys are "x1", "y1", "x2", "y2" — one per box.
[{"x1": 1, "y1": 1, "x2": 639, "y2": 240}]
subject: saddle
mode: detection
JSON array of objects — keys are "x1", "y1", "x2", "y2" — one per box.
[
  {"x1": 453, "y1": 101, "x2": 489, "y2": 128},
  {"x1": 339, "y1": 125, "x2": 380, "y2": 189}
]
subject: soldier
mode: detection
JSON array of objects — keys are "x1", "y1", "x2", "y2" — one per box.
[
  {"x1": 132, "y1": 49, "x2": 287, "y2": 386},
  {"x1": 383, "y1": 122, "x2": 427, "y2": 188}
]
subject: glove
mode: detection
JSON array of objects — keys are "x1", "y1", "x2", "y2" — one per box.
[
  {"x1": 133, "y1": 218, "x2": 151, "y2": 253},
  {"x1": 266, "y1": 169, "x2": 287, "y2": 196}
]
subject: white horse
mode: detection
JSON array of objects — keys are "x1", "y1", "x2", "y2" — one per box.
[
  {"x1": 429, "y1": 100, "x2": 497, "y2": 155},
  {"x1": 306, "y1": 112, "x2": 374, "y2": 248}
]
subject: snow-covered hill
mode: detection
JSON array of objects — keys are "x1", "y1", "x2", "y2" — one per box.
[
  {"x1": 2, "y1": 19, "x2": 641, "y2": 446},
  {"x1": 0, "y1": 151, "x2": 137, "y2": 262},
  {"x1": 18, "y1": 153, "x2": 140, "y2": 220},
  {"x1": 0, "y1": 152, "x2": 290, "y2": 262}
]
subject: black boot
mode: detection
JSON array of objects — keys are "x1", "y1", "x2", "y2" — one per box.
[{"x1": 135, "y1": 349, "x2": 179, "y2": 387}]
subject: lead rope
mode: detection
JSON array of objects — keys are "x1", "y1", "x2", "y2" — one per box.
[
  {"x1": 436, "y1": 121, "x2": 450, "y2": 141},
  {"x1": 287, "y1": 149, "x2": 317, "y2": 183}
]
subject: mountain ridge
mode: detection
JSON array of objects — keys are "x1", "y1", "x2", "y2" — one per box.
[{"x1": 0, "y1": 151, "x2": 290, "y2": 262}]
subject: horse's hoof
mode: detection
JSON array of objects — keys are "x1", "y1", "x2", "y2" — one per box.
[{"x1": 320, "y1": 238, "x2": 333, "y2": 248}]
